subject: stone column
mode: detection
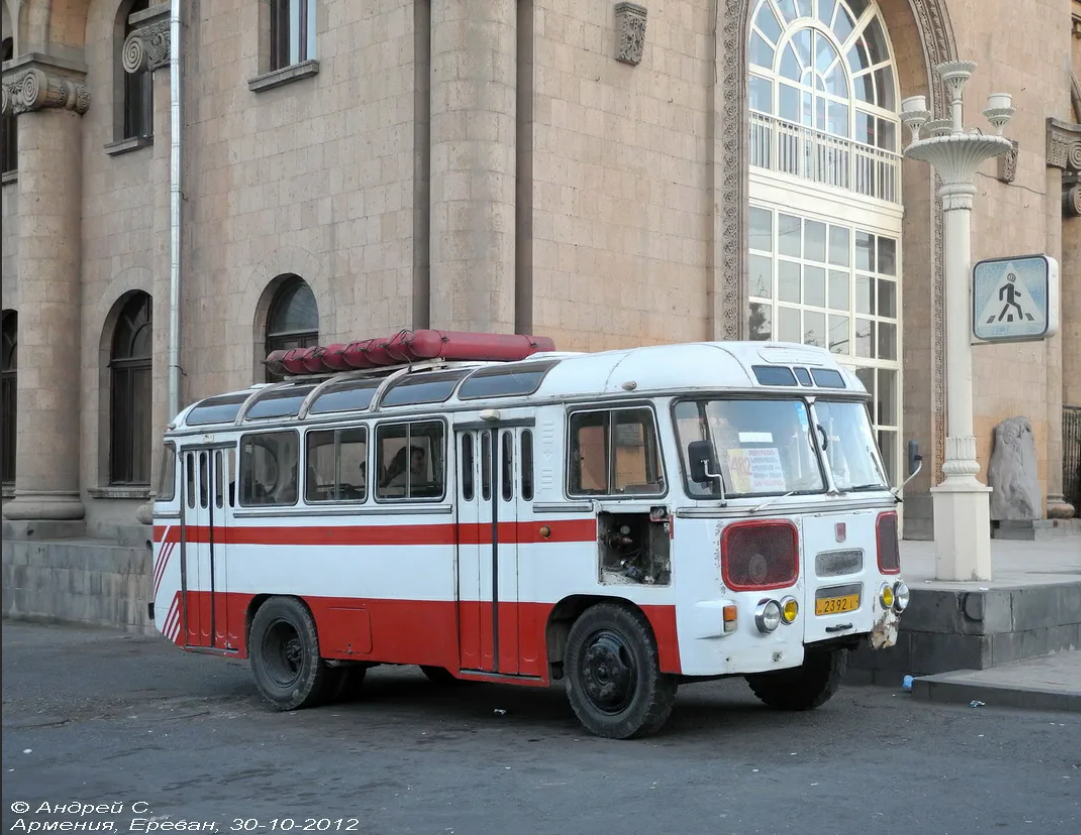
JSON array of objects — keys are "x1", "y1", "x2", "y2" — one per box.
[
  {"x1": 1045, "y1": 118, "x2": 1081, "y2": 519},
  {"x1": 428, "y1": 0, "x2": 517, "y2": 333},
  {"x1": 123, "y1": 3, "x2": 173, "y2": 526},
  {"x1": 1, "y1": 59, "x2": 90, "y2": 529}
]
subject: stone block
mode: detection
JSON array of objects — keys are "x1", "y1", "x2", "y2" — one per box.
[
  {"x1": 988, "y1": 417, "x2": 1042, "y2": 521},
  {"x1": 906, "y1": 632, "x2": 991, "y2": 675},
  {"x1": 1011, "y1": 584, "x2": 1081, "y2": 632}
]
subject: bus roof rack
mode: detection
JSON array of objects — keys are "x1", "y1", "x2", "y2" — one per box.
[{"x1": 264, "y1": 329, "x2": 557, "y2": 378}]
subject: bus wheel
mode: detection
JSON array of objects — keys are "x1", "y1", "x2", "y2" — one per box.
[
  {"x1": 746, "y1": 648, "x2": 848, "y2": 711},
  {"x1": 564, "y1": 603, "x2": 678, "y2": 739},
  {"x1": 249, "y1": 596, "x2": 329, "y2": 710}
]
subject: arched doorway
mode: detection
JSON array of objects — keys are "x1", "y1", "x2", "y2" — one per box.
[
  {"x1": 109, "y1": 292, "x2": 153, "y2": 485},
  {"x1": 746, "y1": 0, "x2": 904, "y2": 485}
]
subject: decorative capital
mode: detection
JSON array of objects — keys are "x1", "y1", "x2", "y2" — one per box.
[
  {"x1": 1, "y1": 67, "x2": 90, "y2": 116},
  {"x1": 997, "y1": 139, "x2": 1019, "y2": 183},
  {"x1": 1065, "y1": 183, "x2": 1081, "y2": 218},
  {"x1": 123, "y1": 19, "x2": 171, "y2": 74},
  {"x1": 615, "y1": 3, "x2": 647, "y2": 66},
  {"x1": 1046, "y1": 118, "x2": 1081, "y2": 171}
]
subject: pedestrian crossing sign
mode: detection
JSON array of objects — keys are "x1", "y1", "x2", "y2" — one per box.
[{"x1": 972, "y1": 254, "x2": 1059, "y2": 343}]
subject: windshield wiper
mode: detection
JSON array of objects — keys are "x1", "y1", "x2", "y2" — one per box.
[{"x1": 751, "y1": 490, "x2": 797, "y2": 514}]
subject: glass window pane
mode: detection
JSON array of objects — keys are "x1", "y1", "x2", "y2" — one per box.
[
  {"x1": 268, "y1": 279, "x2": 318, "y2": 335},
  {"x1": 856, "y1": 275, "x2": 875, "y2": 313},
  {"x1": 878, "y1": 429, "x2": 897, "y2": 486},
  {"x1": 521, "y1": 431, "x2": 534, "y2": 501},
  {"x1": 381, "y1": 370, "x2": 470, "y2": 406},
  {"x1": 877, "y1": 368, "x2": 898, "y2": 426},
  {"x1": 776, "y1": 0, "x2": 800, "y2": 23},
  {"x1": 863, "y1": 18, "x2": 889, "y2": 65},
  {"x1": 802, "y1": 90, "x2": 815, "y2": 127},
  {"x1": 851, "y1": 67, "x2": 874, "y2": 101},
  {"x1": 612, "y1": 409, "x2": 663, "y2": 494},
  {"x1": 814, "y1": 30, "x2": 836, "y2": 72},
  {"x1": 828, "y1": 101, "x2": 849, "y2": 135},
  {"x1": 458, "y1": 362, "x2": 556, "y2": 399},
  {"x1": 793, "y1": 28, "x2": 812, "y2": 67},
  {"x1": 781, "y1": 43, "x2": 801, "y2": 79},
  {"x1": 877, "y1": 118, "x2": 896, "y2": 152},
  {"x1": 877, "y1": 322, "x2": 897, "y2": 360},
  {"x1": 246, "y1": 385, "x2": 317, "y2": 420},
  {"x1": 805, "y1": 265, "x2": 826, "y2": 307},
  {"x1": 750, "y1": 254, "x2": 772, "y2": 298},
  {"x1": 874, "y1": 66, "x2": 896, "y2": 112},
  {"x1": 461, "y1": 434, "x2": 474, "y2": 501},
  {"x1": 750, "y1": 32, "x2": 775, "y2": 68},
  {"x1": 749, "y1": 75, "x2": 773, "y2": 113},
  {"x1": 569, "y1": 412, "x2": 610, "y2": 495},
  {"x1": 779, "y1": 260, "x2": 801, "y2": 302},
  {"x1": 309, "y1": 379, "x2": 381, "y2": 414},
  {"x1": 877, "y1": 278, "x2": 897, "y2": 318},
  {"x1": 376, "y1": 421, "x2": 446, "y2": 500},
  {"x1": 750, "y1": 207, "x2": 773, "y2": 251},
  {"x1": 855, "y1": 231, "x2": 874, "y2": 271},
  {"x1": 828, "y1": 314, "x2": 849, "y2": 354},
  {"x1": 756, "y1": 3, "x2": 784, "y2": 42},
  {"x1": 877, "y1": 236, "x2": 897, "y2": 276},
  {"x1": 778, "y1": 214, "x2": 802, "y2": 257},
  {"x1": 818, "y1": 0, "x2": 837, "y2": 27},
  {"x1": 855, "y1": 109, "x2": 874, "y2": 144},
  {"x1": 804, "y1": 310, "x2": 826, "y2": 348},
  {"x1": 855, "y1": 366, "x2": 875, "y2": 397},
  {"x1": 829, "y1": 269, "x2": 850, "y2": 309},
  {"x1": 805, "y1": 220, "x2": 827, "y2": 262},
  {"x1": 832, "y1": 3, "x2": 856, "y2": 40},
  {"x1": 779, "y1": 83, "x2": 800, "y2": 121},
  {"x1": 778, "y1": 306, "x2": 802, "y2": 342},
  {"x1": 240, "y1": 431, "x2": 300, "y2": 506},
  {"x1": 829, "y1": 226, "x2": 850, "y2": 266},
  {"x1": 750, "y1": 303, "x2": 773, "y2": 341},
  {"x1": 856, "y1": 318, "x2": 875, "y2": 358}
]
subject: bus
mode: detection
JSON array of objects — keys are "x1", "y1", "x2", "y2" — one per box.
[{"x1": 151, "y1": 332, "x2": 913, "y2": 739}]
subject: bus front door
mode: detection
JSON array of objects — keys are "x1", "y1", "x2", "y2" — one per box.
[
  {"x1": 180, "y1": 447, "x2": 233, "y2": 649},
  {"x1": 456, "y1": 426, "x2": 524, "y2": 676}
]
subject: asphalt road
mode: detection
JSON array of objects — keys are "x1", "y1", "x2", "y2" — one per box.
[{"x1": 2, "y1": 620, "x2": 1078, "y2": 835}]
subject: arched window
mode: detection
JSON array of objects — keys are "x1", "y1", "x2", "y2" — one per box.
[
  {"x1": 110, "y1": 293, "x2": 153, "y2": 485},
  {"x1": 264, "y1": 276, "x2": 319, "y2": 383},
  {"x1": 1, "y1": 310, "x2": 16, "y2": 485},
  {"x1": 1, "y1": 36, "x2": 15, "y2": 174},
  {"x1": 119, "y1": 0, "x2": 152, "y2": 141},
  {"x1": 747, "y1": 0, "x2": 903, "y2": 485}
]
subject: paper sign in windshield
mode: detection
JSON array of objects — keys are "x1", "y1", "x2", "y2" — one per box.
[{"x1": 727, "y1": 447, "x2": 787, "y2": 493}]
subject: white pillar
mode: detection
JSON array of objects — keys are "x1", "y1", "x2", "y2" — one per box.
[{"x1": 900, "y1": 61, "x2": 1014, "y2": 582}]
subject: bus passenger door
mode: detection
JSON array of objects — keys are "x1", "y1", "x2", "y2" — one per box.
[
  {"x1": 455, "y1": 427, "x2": 523, "y2": 675},
  {"x1": 211, "y1": 447, "x2": 234, "y2": 649},
  {"x1": 181, "y1": 448, "x2": 230, "y2": 649}
]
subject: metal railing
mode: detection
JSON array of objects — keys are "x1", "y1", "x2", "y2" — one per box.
[
  {"x1": 1064, "y1": 406, "x2": 1081, "y2": 518},
  {"x1": 750, "y1": 112, "x2": 902, "y2": 204}
]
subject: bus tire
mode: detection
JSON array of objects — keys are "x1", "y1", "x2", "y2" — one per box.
[
  {"x1": 564, "y1": 603, "x2": 678, "y2": 739},
  {"x1": 249, "y1": 596, "x2": 330, "y2": 711},
  {"x1": 746, "y1": 648, "x2": 848, "y2": 711}
]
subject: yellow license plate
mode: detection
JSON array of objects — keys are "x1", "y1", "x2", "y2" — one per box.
[{"x1": 815, "y1": 594, "x2": 860, "y2": 616}]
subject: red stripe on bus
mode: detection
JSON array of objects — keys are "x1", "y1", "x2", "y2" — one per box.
[
  {"x1": 172, "y1": 592, "x2": 682, "y2": 677},
  {"x1": 162, "y1": 518, "x2": 597, "y2": 547}
]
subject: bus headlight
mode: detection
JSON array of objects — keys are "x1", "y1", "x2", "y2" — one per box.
[
  {"x1": 892, "y1": 580, "x2": 910, "y2": 613},
  {"x1": 755, "y1": 599, "x2": 782, "y2": 633},
  {"x1": 780, "y1": 596, "x2": 799, "y2": 624},
  {"x1": 879, "y1": 583, "x2": 895, "y2": 610}
]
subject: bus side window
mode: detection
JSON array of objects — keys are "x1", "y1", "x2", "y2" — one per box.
[
  {"x1": 520, "y1": 430, "x2": 534, "y2": 501},
  {"x1": 306, "y1": 427, "x2": 368, "y2": 503},
  {"x1": 461, "y1": 434, "x2": 474, "y2": 501},
  {"x1": 376, "y1": 421, "x2": 445, "y2": 501},
  {"x1": 185, "y1": 452, "x2": 196, "y2": 509},
  {"x1": 568, "y1": 408, "x2": 663, "y2": 497},
  {"x1": 157, "y1": 442, "x2": 177, "y2": 502},
  {"x1": 239, "y1": 431, "x2": 300, "y2": 506}
]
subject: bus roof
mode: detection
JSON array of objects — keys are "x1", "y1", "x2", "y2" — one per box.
[{"x1": 168, "y1": 341, "x2": 867, "y2": 434}]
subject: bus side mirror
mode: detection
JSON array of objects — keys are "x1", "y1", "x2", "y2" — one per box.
[
  {"x1": 687, "y1": 440, "x2": 719, "y2": 484},
  {"x1": 907, "y1": 439, "x2": 922, "y2": 476}
]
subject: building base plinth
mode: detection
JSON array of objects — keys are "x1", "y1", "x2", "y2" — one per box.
[
  {"x1": 2, "y1": 492, "x2": 86, "y2": 523},
  {"x1": 931, "y1": 484, "x2": 993, "y2": 581}
]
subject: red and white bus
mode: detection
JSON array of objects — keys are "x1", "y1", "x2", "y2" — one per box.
[{"x1": 151, "y1": 332, "x2": 912, "y2": 739}]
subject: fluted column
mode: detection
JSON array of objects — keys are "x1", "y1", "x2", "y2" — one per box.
[
  {"x1": 1, "y1": 61, "x2": 90, "y2": 525},
  {"x1": 429, "y1": 0, "x2": 517, "y2": 333}
]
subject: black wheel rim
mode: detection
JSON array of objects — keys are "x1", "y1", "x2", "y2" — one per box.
[
  {"x1": 263, "y1": 618, "x2": 304, "y2": 688},
  {"x1": 578, "y1": 628, "x2": 637, "y2": 715}
]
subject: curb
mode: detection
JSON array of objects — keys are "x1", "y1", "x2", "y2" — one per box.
[{"x1": 910, "y1": 673, "x2": 1081, "y2": 714}]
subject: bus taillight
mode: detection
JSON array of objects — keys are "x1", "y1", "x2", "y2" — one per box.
[
  {"x1": 721, "y1": 520, "x2": 800, "y2": 591},
  {"x1": 876, "y1": 511, "x2": 901, "y2": 574}
]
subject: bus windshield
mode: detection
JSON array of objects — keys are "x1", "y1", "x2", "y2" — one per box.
[
  {"x1": 813, "y1": 399, "x2": 890, "y2": 491},
  {"x1": 674, "y1": 398, "x2": 824, "y2": 498}
]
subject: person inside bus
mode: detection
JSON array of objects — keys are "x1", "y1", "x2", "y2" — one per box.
[{"x1": 382, "y1": 445, "x2": 427, "y2": 490}]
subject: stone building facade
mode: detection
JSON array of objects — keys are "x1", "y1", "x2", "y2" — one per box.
[{"x1": 1, "y1": 0, "x2": 1079, "y2": 629}]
